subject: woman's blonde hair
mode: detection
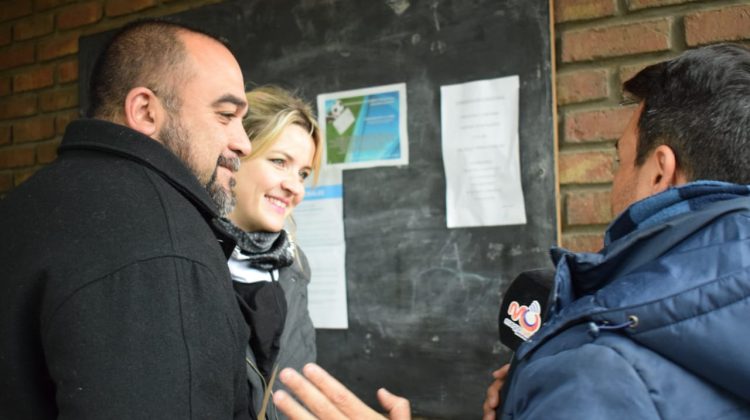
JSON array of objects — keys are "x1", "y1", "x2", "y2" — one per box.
[{"x1": 243, "y1": 85, "x2": 323, "y2": 184}]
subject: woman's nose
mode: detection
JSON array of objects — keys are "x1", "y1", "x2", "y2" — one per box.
[{"x1": 281, "y1": 172, "x2": 304, "y2": 195}]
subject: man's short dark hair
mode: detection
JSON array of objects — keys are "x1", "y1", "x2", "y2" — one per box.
[
  {"x1": 623, "y1": 43, "x2": 750, "y2": 184},
  {"x1": 87, "y1": 18, "x2": 229, "y2": 119}
]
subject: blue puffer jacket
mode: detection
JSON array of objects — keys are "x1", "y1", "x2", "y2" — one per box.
[{"x1": 501, "y1": 191, "x2": 750, "y2": 419}]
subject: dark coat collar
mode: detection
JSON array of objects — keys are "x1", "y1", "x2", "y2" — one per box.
[
  {"x1": 60, "y1": 118, "x2": 218, "y2": 218},
  {"x1": 59, "y1": 118, "x2": 237, "y2": 257}
]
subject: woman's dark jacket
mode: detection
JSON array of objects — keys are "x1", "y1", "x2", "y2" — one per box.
[{"x1": 228, "y1": 242, "x2": 316, "y2": 420}]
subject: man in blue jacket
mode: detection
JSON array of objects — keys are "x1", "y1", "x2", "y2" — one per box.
[
  {"x1": 263, "y1": 43, "x2": 750, "y2": 420},
  {"x1": 493, "y1": 42, "x2": 750, "y2": 419}
]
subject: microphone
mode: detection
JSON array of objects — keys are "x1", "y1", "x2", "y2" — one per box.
[{"x1": 498, "y1": 269, "x2": 555, "y2": 352}]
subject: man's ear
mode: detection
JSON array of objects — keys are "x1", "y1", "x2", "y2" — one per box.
[
  {"x1": 649, "y1": 145, "x2": 686, "y2": 195},
  {"x1": 123, "y1": 87, "x2": 165, "y2": 138}
]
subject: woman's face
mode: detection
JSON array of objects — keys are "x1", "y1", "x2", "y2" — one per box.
[{"x1": 230, "y1": 124, "x2": 316, "y2": 232}]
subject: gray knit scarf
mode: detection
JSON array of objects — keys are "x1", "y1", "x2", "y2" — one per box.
[{"x1": 217, "y1": 218, "x2": 294, "y2": 270}]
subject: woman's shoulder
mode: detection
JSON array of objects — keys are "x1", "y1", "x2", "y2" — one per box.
[{"x1": 290, "y1": 244, "x2": 311, "y2": 279}]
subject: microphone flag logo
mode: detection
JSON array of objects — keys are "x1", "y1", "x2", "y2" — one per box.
[{"x1": 503, "y1": 300, "x2": 543, "y2": 341}]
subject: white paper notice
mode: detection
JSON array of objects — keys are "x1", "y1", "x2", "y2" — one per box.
[
  {"x1": 292, "y1": 168, "x2": 348, "y2": 329},
  {"x1": 440, "y1": 75, "x2": 527, "y2": 228}
]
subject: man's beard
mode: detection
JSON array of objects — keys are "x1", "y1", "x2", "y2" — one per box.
[
  {"x1": 160, "y1": 113, "x2": 238, "y2": 217},
  {"x1": 205, "y1": 156, "x2": 239, "y2": 217}
]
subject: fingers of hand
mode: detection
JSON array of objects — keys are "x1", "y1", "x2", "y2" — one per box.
[
  {"x1": 483, "y1": 365, "x2": 508, "y2": 420},
  {"x1": 498, "y1": 363, "x2": 511, "y2": 378},
  {"x1": 485, "y1": 379, "x2": 500, "y2": 404},
  {"x1": 273, "y1": 390, "x2": 317, "y2": 420},
  {"x1": 278, "y1": 367, "x2": 347, "y2": 420},
  {"x1": 302, "y1": 363, "x2": 379, "y2": 419},
  {"x1": 482, "y1": 387, "x2": 499, "y2": 420},
  {"x1": 492, "y1": 363, "x2": 511, "y2": 379},
  {"x1": 377, "y1": 388, "x2": 411, "y2": 420}
]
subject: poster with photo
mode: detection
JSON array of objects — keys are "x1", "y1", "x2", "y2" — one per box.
[{"x1": 317, "y1": 83, "x2": 408, "y2": 169}]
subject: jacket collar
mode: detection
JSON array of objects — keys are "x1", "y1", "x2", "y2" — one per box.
[
  {"x1": 59, "y1": 119, "x2": 237, "y2": 258},
  {"x1": 604, "y1": 181, "x2": 750, "y2": 245},
  {"x1": 516, "y1": 195, "x2": 750, "y2": 361},
  {"x1": 60, "y1": 118, "x2": 218, "y2": 218}
]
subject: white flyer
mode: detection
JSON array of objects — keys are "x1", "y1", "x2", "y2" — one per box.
[
  {"x1": 292, "y1": 168, "x2": 348, "y2": 329},
  {"x1": 440, "y1": 75, "x2": 527, "y2": 228}
]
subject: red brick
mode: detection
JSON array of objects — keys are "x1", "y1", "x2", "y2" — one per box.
[
  {"x1": 13, "y1": 13, "x2": 54, "y2": 40},
  {"x1": 559, "y1": 150, "x2": 614, "y2": 184},
  {"x1": 555, "y1": 0, "x2": 616, "y2": 23},
  {"x1": 0, "y1": 146, "x2": 35, "y2": 168},
  {"x1": 36, "y1": 139, "x2": 59, "y2": 163},
  {"x1": 685, "y1": 5, "x2": 750, "y2": 47},
  {"x1": 56, "y1": 58, "x2": 77, "y2": 83},
  {"x1": 55, "y1": 109, "x2": 78, "y2": 134},
  {"x1": 0, "y1": 0, "x2": 32, "y2": 23},
  {"x1": 0, "y1": 23, "x2": 10, "y2": 46},
  {"x1": 0, "y1": 75, "x2": 10, "y2": 96},
  {"x1": 561, "y1": 232, "x2": 605, "y2": 253},
  {"x1": 13, "y1": 115, "x2": 55, "y2": 143},
  {"x1": 0, "y1": 94, "x2": 36, "y2": 119},
  {"x1": 565, "y1": 189, "x2": 613, "y2": 226},
  {"x1": 627, "y1": 0, "x2": 699, "y2": 11},
  {"x1": 0, "y1": 123, "x2": 9, "y2": 144},
  {"x1": 14, "y1": 167, "x2": 37, "y2": 185},
  {"x1": 0, "y1": 43, "x2": 35, "y2": 70},
  {"x1": 13, "y1": 65, "x2": 54, "y2": 92},
  {"x1": 56, "y1": 2, "x2": 102, "y2": 30},
  {"x1": 564, "y1": 106, "x2": 635, "y2": 143},
  {"x1": 557, "y1": 69, "x2": 609, "y2": 105},
  {"x1": 561, "y1": 19, "x2": 672, "y2": 63},
  {"x1": 39, "y1": 86, "x2": 77, "y2": 111},
  {"x1": 38, "y1": 32, "x2": 78, "y2": 61},
  {"x1": 105, "y1": 0, "x2": 156, "y2": 17},
  {"x1": 0, "y1": 172, "x2": 12, "y2": 192}
]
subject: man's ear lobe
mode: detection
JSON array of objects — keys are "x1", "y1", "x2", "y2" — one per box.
[
  {"x1": 123, "y1": 87, "x2": 163, "y2": 138},
  {"x1": 651, "y1": 145, "x2": 683, "y2": 194}
]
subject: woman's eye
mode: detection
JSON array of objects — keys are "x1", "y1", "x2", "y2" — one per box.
[
  {"x1": 299, "y1": 170, "x2": 311, "y2": 181},
  {"x1": 270, "y1": 158, "x2": 285, "y2": 167}
]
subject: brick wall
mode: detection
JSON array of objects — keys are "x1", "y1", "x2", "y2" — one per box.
[
  {"x1": 1, "y1": 0, "x2": 748, "y2": 251},
  {"x1": 0, "y1": 0, "x2": 222, "y2": 190},
  {"x1": 555, "y1": 0, "x2": 750, "y2": 251}
]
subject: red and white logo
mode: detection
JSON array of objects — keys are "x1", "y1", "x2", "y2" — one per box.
[{"x1": 503, "y1": 300, "x2": 543, "y2": 341}]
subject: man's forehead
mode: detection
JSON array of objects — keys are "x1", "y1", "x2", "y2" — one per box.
[{"x1": 179, "y1": 33, "x2": 246, "y2": 105}]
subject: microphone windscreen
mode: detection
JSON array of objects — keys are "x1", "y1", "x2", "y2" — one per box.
[{"x1": 498, "y1": 269, "x2": 555, "y2": 352}]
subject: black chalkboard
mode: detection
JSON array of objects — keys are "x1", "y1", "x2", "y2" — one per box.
[{"x1": 79, "y1": 1, "x2": 556, "y2": 418}]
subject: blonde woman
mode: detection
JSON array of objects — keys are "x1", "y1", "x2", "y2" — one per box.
[{"x1": 219, "y1": 85, "x2": 322, "y2": 420}]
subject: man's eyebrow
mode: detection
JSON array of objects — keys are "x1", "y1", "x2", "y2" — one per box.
[{"x1": 212, "y1": 94, "x2": 247, "y2": 110}]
